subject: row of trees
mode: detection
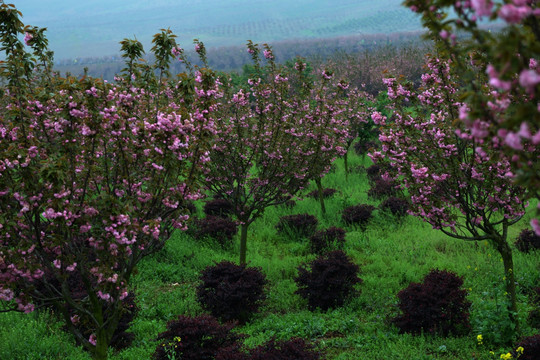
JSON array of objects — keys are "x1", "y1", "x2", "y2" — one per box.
[{"x1": 0, "y1": 3, "x2": 372, "y2": 358}]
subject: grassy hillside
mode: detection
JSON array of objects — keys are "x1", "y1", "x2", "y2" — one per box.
[
  {"x1": 0, "y1": 149, "x2": 538, "y2": 359},
  {"x1": 16, "y1": 0, "x2": 422, "y2": 60}
]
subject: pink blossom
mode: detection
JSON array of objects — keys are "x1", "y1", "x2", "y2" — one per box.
[
  {"x1": 499, "y1": 4, "x2": 531, "y2": 24},
  {"x1": 518, "y1": 69, "x2": 540, "y2": 90},
  {"x1": 471, "y1": 0, "x2": 493, "y2": 18},
  {"x1": 89, "y1": 334, "x2": 97, "y2": 346},
  {"x1": 66, "y1": 263, "x2": 77, "y2": 272},
  {"x1": 531, "y1": 218, "x2": 540, "y2": 236},
  {"x1": 24, "y1": 32, "x2": 33, "y2": 46},
  {"x1": 504, "y1": 132, "x2": 523, "y2": 150},
  {"x1": 263, "y1": 50, "x2": 274, "y2": 60},
  {"x1": 439, "y1": 30, "x2": 450, "y2": 39}
]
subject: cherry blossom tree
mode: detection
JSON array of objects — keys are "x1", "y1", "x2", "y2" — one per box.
[
  {"x1": 206, "y1": 43, "x2": 348, "y2": 264},
  {"x1": 370, "y1": 56, "x2": 526, "y2": 332},
  {"x1": 402, "y1": 0, "x2": 540, "y2": 235},
  {"x1": 0, "y1": 5, "x2": 217, "y2": 359}
]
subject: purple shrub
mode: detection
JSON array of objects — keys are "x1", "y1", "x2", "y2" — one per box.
[
  {"x1": 515, "y1": 229, "x2": 540, "y2": 253},
  {"x1": 276, "y1": 214, "x2": 318, "y2": 238},
  {"x1": 295, "y1": 250, "x2": 362, "y2": 311},
  {"x1": 194, "y1": 215, "x2": 238, "y2": 246},
  {"x1": 341, "y1": 204, "x2": 375, "y2": 228},
  {"x1": 380, "y1": 196, "x2": 409, "y2": 217},
  {"x1": 366, "y1": 164, "x2": 382, "y2": 181},
  {"x1": 309, "y1": 227, "x2": 347, "y2": 254},
  {"x1": 197, "y1": 261, "x2": 267, "y2": 323},
  {"x1": 204, "y1": 198, "x2": 234, "y2": 218},
  {"x1": 392, "y1": 269, "x2": 471, "y2": 336},
  {"x1": 514, "y1": 334, "x2": 540, "y2": 360},
  {"x1": 153, "y1": 314, "x2": 243, "y2": 360},
  {"x1": 367, "y1": 178, "x2": 397, "y2": 200}
]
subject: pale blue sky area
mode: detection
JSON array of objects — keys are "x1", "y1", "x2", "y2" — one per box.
[{"x1": 13, "y1": 0, "x2": 422, "y2": 60}]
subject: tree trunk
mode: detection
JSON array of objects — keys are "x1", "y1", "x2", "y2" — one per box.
[
  {"x1": 239, "y1": 222, "x2": 249, "y2": 265},
  {"x1": 315, "y1": 178, "x2": 326, "y2": 215},
  {"x1": 91, "y1": 328, "x2": 109, "y2": 360},
  {"x1": 343, "y1": 151, "x2": 349, "y2": 181},
  {"x1": 493, "y1": 234, "x2": 520, "y2": 334}
]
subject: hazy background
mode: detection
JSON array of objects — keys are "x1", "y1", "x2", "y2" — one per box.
[{"x1": 15, "y1": 0, "x2": 422, "y2": 61}]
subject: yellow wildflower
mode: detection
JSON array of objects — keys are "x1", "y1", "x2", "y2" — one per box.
[{"x1": 477, "y1": 334, "x2": 483, "y2": 345}]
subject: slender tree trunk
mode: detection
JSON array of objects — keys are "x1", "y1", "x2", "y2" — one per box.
[
  {"x1": 239, "y1": 222, "x2": 249, "y2": 265},
  {"x1": 493, "y1": 234, "x2": 520, "y2": 334},
  {"x1": 343, "y1": 151, "x2": 349, "y2": 181},
  {"x1": 315, "y1": 178, "x2": 326, "y2": 215},
  {"x1": 92, "y1": 328, "x2": 109, "y2": 360}
]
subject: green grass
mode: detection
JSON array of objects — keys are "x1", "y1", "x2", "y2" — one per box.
[{"x1": 1, "y1": 149, "x2": 539, "y2": 359}]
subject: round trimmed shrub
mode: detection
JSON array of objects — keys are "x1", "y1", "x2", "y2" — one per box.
[
  {"x1": 514, "y1": 334, "x2": 540, "y2": 360},
  {"x1": 392, "y1": 269, "x2": 471, "y2": 336},
  {"x1": 515, "y1": 229, "x2": 540, "y2": 253},
  {"x1": 249, "y1": 338, "x2": 321, "y2": 360},
  {"x1": 380, "y1": 196, "x2": 409, "y2": 217},
  {"x1": 197, "y1": 261, "x2": 267, "y2": 323},
  {"x1": 367, "y1": 178, "x2": 397, "y2": 199},
  {"x1": 194, "y1": 215, "x2": 238, "y2": 246},
  {"x1": 276, "y1": 213, "x2": 318, "y2": 238},
  {"x1": 153, "y1": 314, "x2": 243, "y2": 360},
  {"x1": 307, "y1": 187, "x2": 337, "y2": 199},
  {"x1": 309, "y1": 227, "x2": 346, "y2": 254},
  {"x1": 204, "y1": 198, "x2": 234, "y2": 218},
  {"x1": 295, "y1": 250, "x2": 362, "y2": 311},
  {"x1": 366, "y1": 164, "x2": 382, "y2": 181},
  {"x1": 341, "y1": 204, "x2": 375, "y2": 228}
]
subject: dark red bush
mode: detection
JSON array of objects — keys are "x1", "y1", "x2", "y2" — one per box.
[
  {"x1": 367, "y1": 178, "x2": 397, "y2": 199},
  {"x1": 295, "y1": 250, "x2": 362, "y2": 311},
  {"x1": 380, "y1": 196, "x2": 409, "y2": 217},
  {"x1": 249, "y1": 338, "x2": 321, "y2": 360},
  {"x1": 366, "y1": 164, "x2": 381, "y2": 180},
  {"x1": 309, "y1": 227, "x2": 346, "y2": 255},
  {"x1": 307, "y1": 188, "x2": 337, "y2": 199},
  {"x1": 276, "y1": 214, "x2": 318, "y2": 238},
  {"x1": 354, "y1": 139, "x2": 378, "y2": 156},
  {"x1": 153, "y1": 314, "x2": 243, "y2": 360},
  {"x1": 515, "y1": 334, "x2": 540, "y2": 360},
  {"x1": 392, "y1": 269, "x2": 471, "y2": 336},
  {"x1": 341, "y1": 204, "x2": 375, "y2": 228},
  {"x1": 515, "y1": 229, "x2": 540, "y2": 253},
  {"x1": 197, "y1": 261, "x2": 267, "y2": 324},
  {"x1": 194, "y1": 215, "x2": 238, "y2": 246},
  {"x1": 204, "y1": 198, "x2": 234, "y2": 218}
]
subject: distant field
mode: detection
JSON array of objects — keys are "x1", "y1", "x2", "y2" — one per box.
[{"x1": 15, "y1": 0, "x2": 422, "y2": 60}]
